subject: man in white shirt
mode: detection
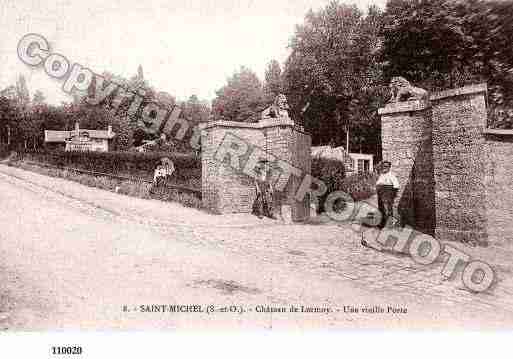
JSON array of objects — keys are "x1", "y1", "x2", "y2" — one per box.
[{"x1": 375, "y1": 161, "x2": 400, "y2": 229}]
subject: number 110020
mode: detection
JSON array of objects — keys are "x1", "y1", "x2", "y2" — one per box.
[{"x1": 51, "y1": 346, "x2": 82, "y2": 355}]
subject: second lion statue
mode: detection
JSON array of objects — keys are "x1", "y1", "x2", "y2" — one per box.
[{"x1": 388, "y1": 77, "x2": 428, "y2": 103}]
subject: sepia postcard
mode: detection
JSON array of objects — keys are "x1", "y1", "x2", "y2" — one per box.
[{"x1": 1, "y1": 0, "x2": 513, "y2": 356}]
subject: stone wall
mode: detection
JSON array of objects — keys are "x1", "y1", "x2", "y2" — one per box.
[
  {"x1": 201, "y1": 120, "x2": 311, "y2": 221},
  {"x1": 201, "y1": 125, "x2": 264, "y2": 214},
  {"x1": 378, "y1": 83, "x2": 508, "y2": 245},
  {"x1": 285, "y1": 129, "x2": 311, "y2": 221},
  {"x1": 484, "y1": 131, "x2": 513, "y2": 241},
  {"x1": 430, "y1": 85, "x2": 488, "y2": 244}
]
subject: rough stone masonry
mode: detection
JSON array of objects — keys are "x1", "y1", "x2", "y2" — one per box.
[
  {"x1": 379, "y1": 83, "x2": 513, "y2": 246},
  {"x1": 201, "y1": 118, "x2": 311, "y2": 221}
]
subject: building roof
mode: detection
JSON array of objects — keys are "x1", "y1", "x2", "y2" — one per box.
[
  {"x1": 44, "y1": 130, "x2": 71, "y2": 142},
  {"x1": 45, "y1": 129, "x2": 115, "y2": 143}
]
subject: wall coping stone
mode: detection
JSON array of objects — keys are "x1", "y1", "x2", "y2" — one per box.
[
  {"x1": 200, "y1": 118, "x2": 295, "y2": 130},
  {"x1": 378, "y1": 100, "x2": 430, "y2": 115},
  {"x1": 429, "y1": 83, "x2": 487, "y2": 101},
  {"x1": 483, "y1": 128, "x2": 513, "y2": 136}
]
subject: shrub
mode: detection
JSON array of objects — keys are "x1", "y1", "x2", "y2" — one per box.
[
  {"x1": 311, "y1": 157, "x2": 378, "y2": 212},
  {"x1": 340, "y1": 171, "x2": 377, "y2": 201},
  {"x1": 19, "y1": 149, "x2": 201, "y2": 186},
  {"x1": 311, "y1": 157, "x2": 346, "y2": 211},
  {"x1": 0, "y1": 144, "x2": 9, "y2": 159}
]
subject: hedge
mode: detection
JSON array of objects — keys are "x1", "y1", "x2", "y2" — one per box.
[
  {"x1": 311, "y1": 157, "x2": 346, "y2": 193},
  {"x1": 19, "y1": 149, "x2": 201, "y2": 187}
]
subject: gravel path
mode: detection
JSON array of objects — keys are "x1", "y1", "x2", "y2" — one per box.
[{"x1": 1, "y1": 164, "x2": 512, "y2": 330}]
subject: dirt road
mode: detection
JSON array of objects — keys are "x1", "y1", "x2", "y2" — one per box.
[{"x1": 1, "y1": 164, "x2": 512, "y2": 330}]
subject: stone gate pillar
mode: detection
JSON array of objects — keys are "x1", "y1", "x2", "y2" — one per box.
[
  {"x1": 378, "y1": 100, "x2": 436, "y2": 234},
  {"x1": 379, "y1": 83, "x2": 489, "y2": 244},
  {"x1": 430, "y1": 84, "x2": 488, "y2": 244},
  {"x1": 201, "y1": 119, "x2": 311, "y2": 221}
]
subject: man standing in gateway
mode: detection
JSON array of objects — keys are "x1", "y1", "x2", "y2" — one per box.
[{"x1": 375, "y1": 161, "x2": 400, "y2": 229}]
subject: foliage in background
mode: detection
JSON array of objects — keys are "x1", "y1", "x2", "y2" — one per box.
[
  {"x1": 212, "y1": 60, "x2": 288, "y2": 123},
  {"x1": 311, "y1": 156, "x2": 377, "y2": 212},
  {"x1": 212, "y1": 66, "x2": 268, "y2": 123},
  {"x1": 179, "y1": 95, "x2": 211, "y2": 125},
  {"x1": 283, "y1": 2, "x2": 386, "y2": 158},
  {"x1": 2, "y1": 0, "x2": 513, "y2": 159},
  {"x1": 311, "y1": 157, "x2": 346, "y2": 212},
  {"x1": 381, "y1": 0, "x2": 513, "y2": 128},
  {"x1": 263, "y1": 59, "x2": 284, "y2": 101},
  {"x1": 0, "y1": 65, "x2": 211, "y2": 152}
]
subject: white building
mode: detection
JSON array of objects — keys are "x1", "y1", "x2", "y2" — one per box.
[
  {"x1": 311, "y1": 145, "x2": 374, "y2": 174},
  {"x1": 44, "y1": 122, "x2": 115, "y2": 152},
  {"x1": 348, "y1": 152, "x2": 374, "y2": 174}
]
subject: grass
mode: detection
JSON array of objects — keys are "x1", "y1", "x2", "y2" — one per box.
[{"x1": 9, "y1": 159, "x2": 203, "y2": 209}]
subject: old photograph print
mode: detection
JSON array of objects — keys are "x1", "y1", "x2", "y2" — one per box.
[{"x1": 1, "y1": 0, "x2": 513, "y2": 332}]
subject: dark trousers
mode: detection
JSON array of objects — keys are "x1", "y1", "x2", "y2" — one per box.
[
  {"x1": 377, "y1": 185, "x2": 397, "y2": 228},
  {"x1": 252, "y1": 191, "x2": 273, "y2": 218}
]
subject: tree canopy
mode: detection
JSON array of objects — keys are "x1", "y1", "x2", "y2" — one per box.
[
  {"x1": 283, "y1": 1, "x2": 386, "y2": 155},
  {"x1": 381, "y1": 0, "x2": 513, "y2": 127},
  {"x1": 212, "y1": 66, "x2": 267, "y2": 123},
  {"x1": 3, "y1": 0, "x2": 513, "y2": 154},
  {"x1": 263, "y1": 59, "x2": 283, "y2": 100}
]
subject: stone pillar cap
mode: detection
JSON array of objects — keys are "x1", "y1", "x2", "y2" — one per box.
[
  {"x1": 429, "y1": 83, "x2": 487, "y2": 101},
  {"x1": 378, "y1": 83, "x2": 487, "y2": 115},
  {"x1": 378, "y1": 100, "x2": 431, "y2": 115},
  {"x1": 201, "y1": 118, "x2": 296, "y2": 130}
]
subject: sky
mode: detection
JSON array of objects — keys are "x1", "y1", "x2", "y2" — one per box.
[{"x1": 0, "y1": 0, "x2": 386, "y2": 105}]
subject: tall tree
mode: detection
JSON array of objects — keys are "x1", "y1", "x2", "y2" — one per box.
[
  {"x1": 283, "y1": 2, "x2": 385, "y2": 155},
  {"x1": 86, "y1": 67, "x2": 160, "y2": 148},
  {"x1": 137, "y1": 64, "x2": 144, "y2": 80},
  {"x1": 32, "y1": 90, "x2": 45, "y2": 104},
  {"x1": 212, "y1": 67, "x2": 267, "y2": 122},
  {"x1": 381, "y1": 0, "x2": 474, "y2": 89},
  {"x1": 16, "y1": 75, "x2": 30, "y2": 106},
  {"x1": 0, "y1": 96, "x2": 17, "y2": 146},
  {"x1": 263, "y1": 59, "x2": 283, "y2": 100},
  {"x1": 0, "y1": 76, "x2": 32, "y2": 148},
  {"x1": 181, "y1": 95, "x2": 210, "y2": 124},
  {"x1": 381, "y1": 0, "x2": 513, "y2": 128}
]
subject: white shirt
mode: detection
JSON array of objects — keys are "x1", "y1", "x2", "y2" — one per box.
[
  {"x1": 153, "y1": 163, "x2": 175, "y2": 182},
  {"x1": 376, "y1": 171, "x2": 400, "y2": 189}
]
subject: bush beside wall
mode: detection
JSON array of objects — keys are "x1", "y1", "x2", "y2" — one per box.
[
  {"x1": 311, "y1": 156, "x2": 377, "y2": 212},
  {"x1": 311, "y1": 157, "x2": 346, "y2": 212},
  {"x1": 340, "y1": 171, "x2": 377, "y2": 202},
  {"x1": 20, "y1": 149, "x2": 201, "y2": 188}
]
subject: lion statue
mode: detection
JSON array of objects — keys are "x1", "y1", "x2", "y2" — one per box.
[
  {"x1": 388, "y1": 77, "x2": 428, "y2": 103},
  {"x1": 261, "y1": 94, "x2": 291, "y2": 121}
]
